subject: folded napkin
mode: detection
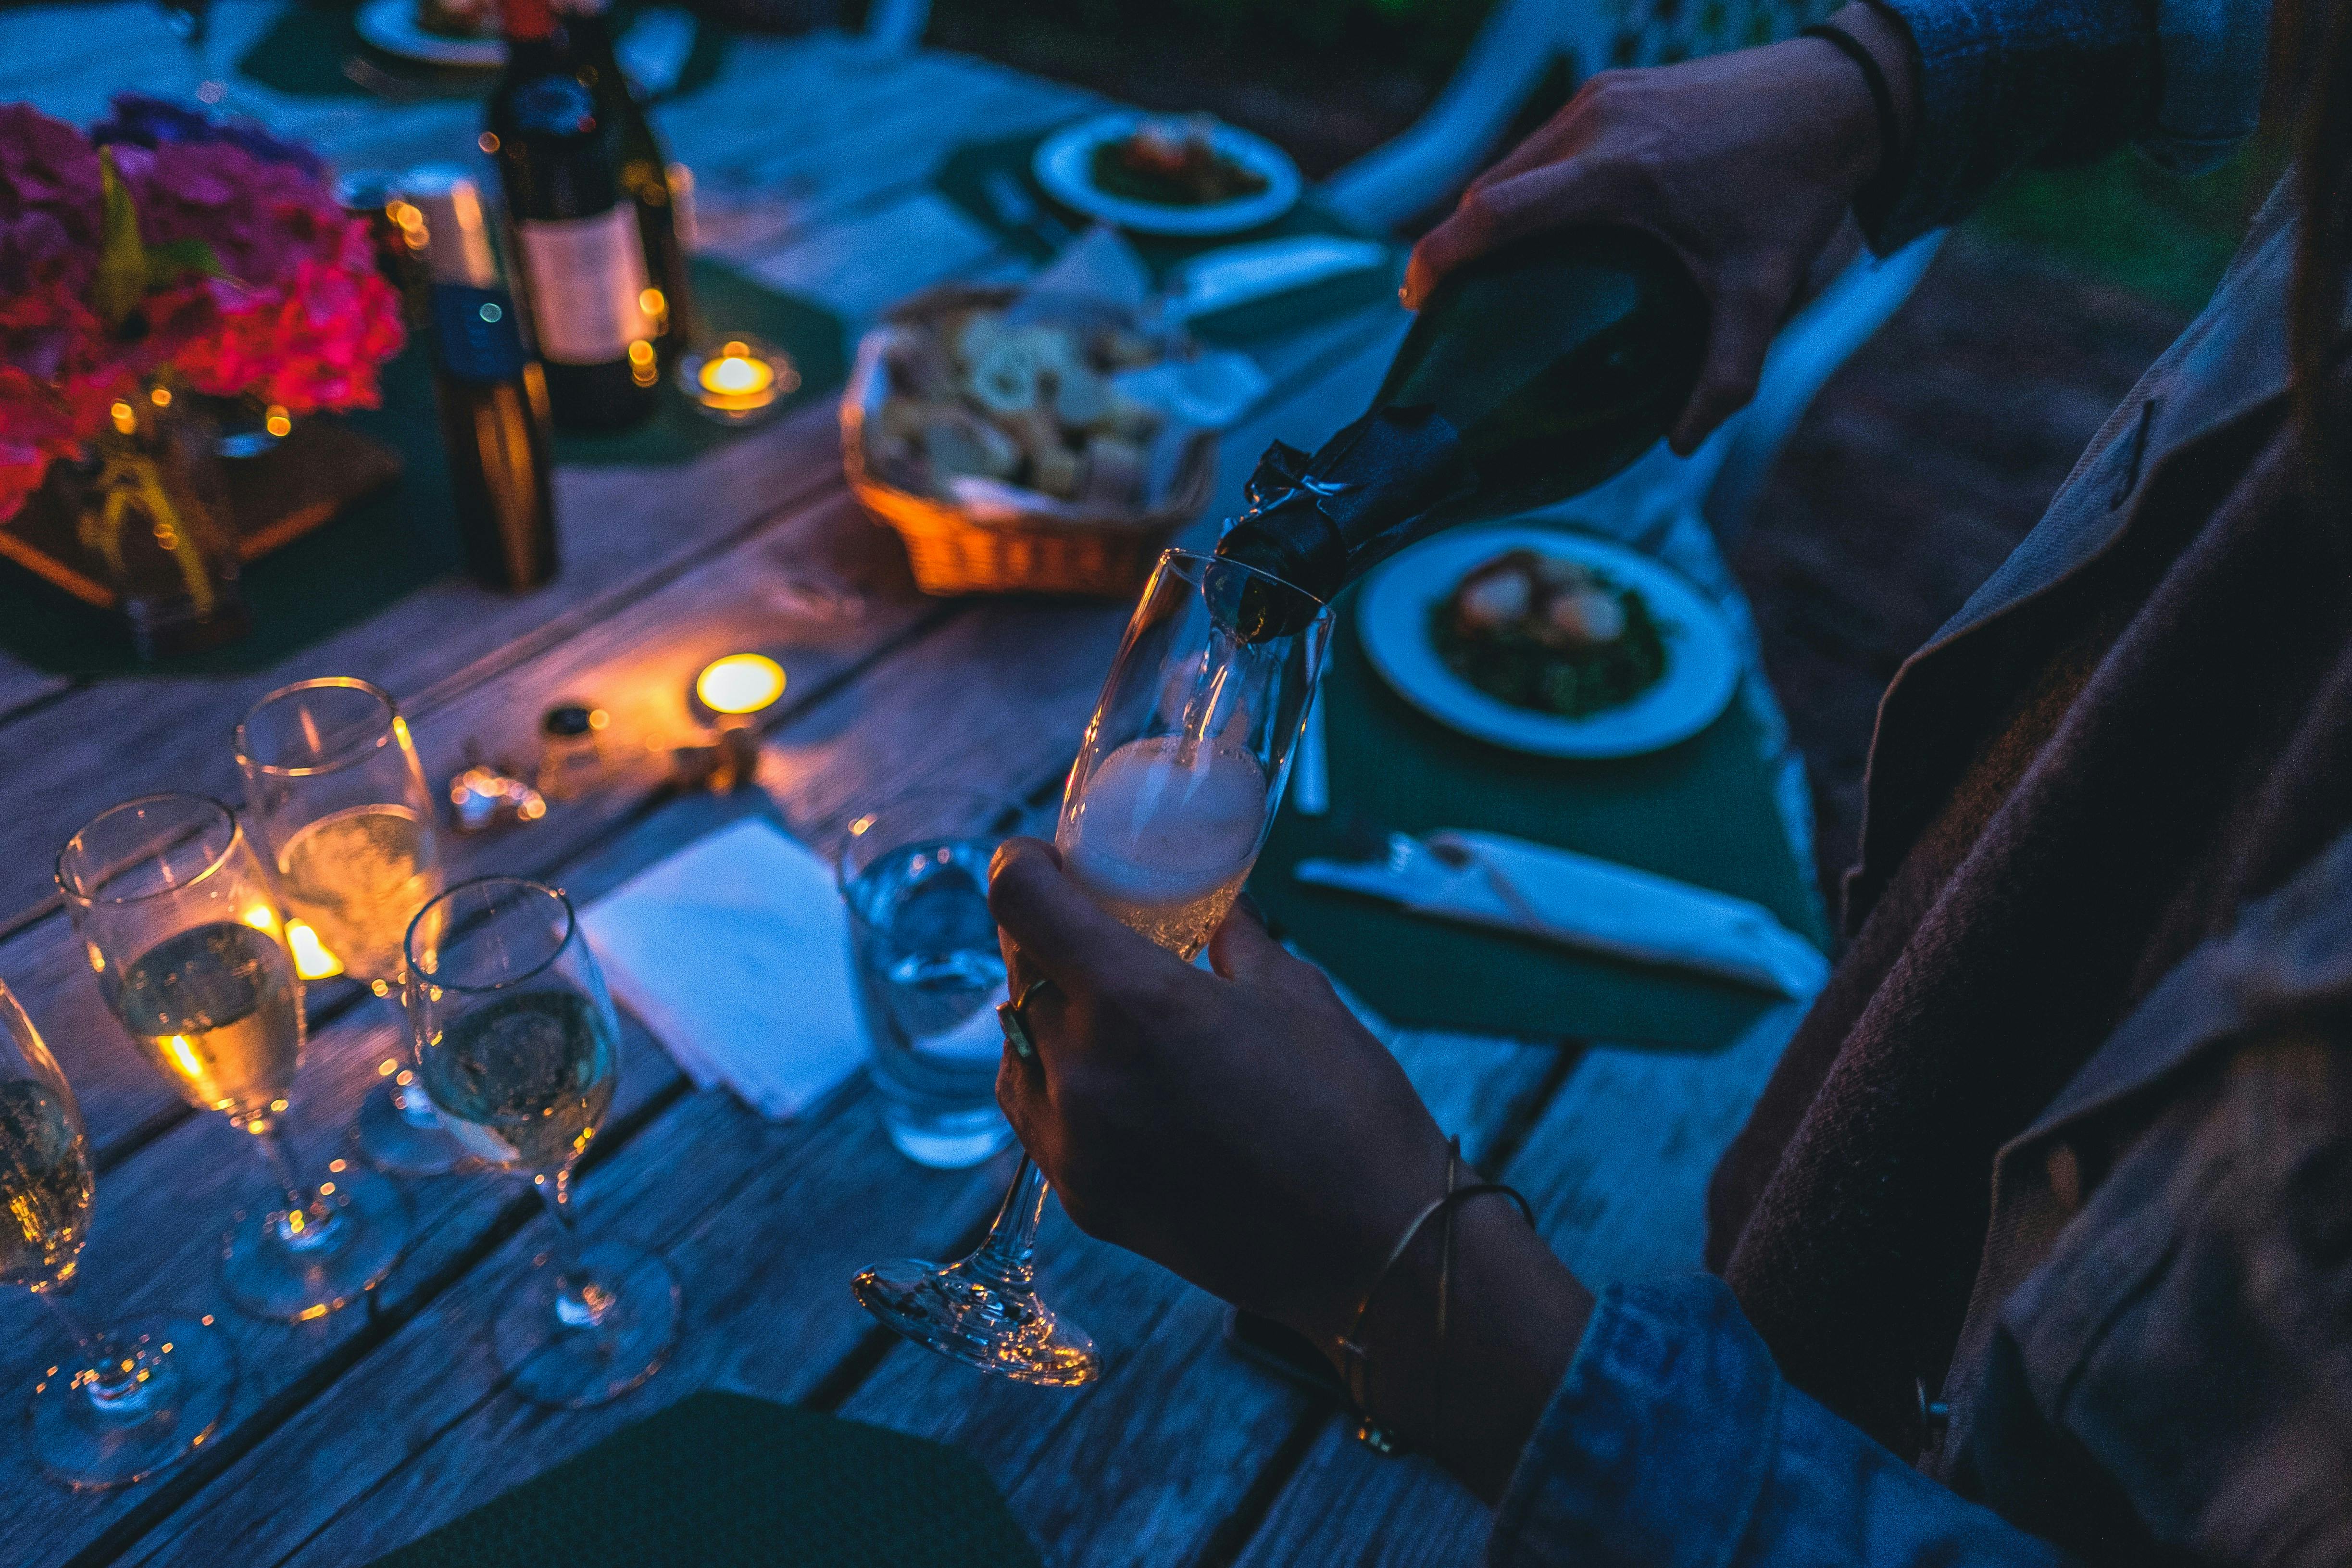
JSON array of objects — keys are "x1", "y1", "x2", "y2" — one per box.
[
  {"x1": 581, "y1": 818, "x2": 864, "y2": 1118},
  {"x1": 1295, "y1": 829, "x2": 1830, "y2": 1000}
]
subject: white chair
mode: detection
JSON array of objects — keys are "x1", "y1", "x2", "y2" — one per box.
[{"x1": 1321, "y1": 0, "x2": 1945, "y2": 545}]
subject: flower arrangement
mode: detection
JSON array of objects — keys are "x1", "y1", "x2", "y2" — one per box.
[{"x1": 0, "y1": 94, "x2": 406, "y2": 525}]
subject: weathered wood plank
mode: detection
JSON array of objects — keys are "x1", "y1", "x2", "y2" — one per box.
[{"x1": 1233, "y1": 1004, "x2": 1813, "y2": 1568}]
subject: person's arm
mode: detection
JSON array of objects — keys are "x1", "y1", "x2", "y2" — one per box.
[
  {"x1": 984, "y1": 838, "x2": 2073, "y2": 1553},
  {"x1": 1405, "y1": 0, "x2": 2269, "y2": 452}
]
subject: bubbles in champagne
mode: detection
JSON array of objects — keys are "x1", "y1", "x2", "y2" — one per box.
[
  {"x1": 276, "y1": 805, "x2": 442, "y2": 983},
  {"x1": 0, "y1": 1079, "x2": 93, "y2": 1290},
  {"x1": 107, "y1": 923, "x2": 303, "y2": 1121},
  {"x1": 1060, "y1": 735, "x2": 1267, "y2": 959}
]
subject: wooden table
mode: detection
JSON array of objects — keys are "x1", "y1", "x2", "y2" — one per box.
[{"x1": 0, "y1": 10, "x2": 1817, "y2": 1564}]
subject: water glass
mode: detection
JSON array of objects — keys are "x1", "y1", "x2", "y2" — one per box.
[{"x1": 838, "y1": 792, "x2": 1018, "y2": 1169}]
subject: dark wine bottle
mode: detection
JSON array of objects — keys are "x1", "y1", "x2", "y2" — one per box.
[
  {"x1": 1213, "y1": 226, "x2": 1707, "y2": 637},
  {"x1": 486, "y1": 0, "x2": 659, "y2": 431},
  {"x1": 556, "y1": 0, "x2": 696, "y2": 360},
  {"x1": 403, "y1": 169, "x2": 561, "y2": 591}
]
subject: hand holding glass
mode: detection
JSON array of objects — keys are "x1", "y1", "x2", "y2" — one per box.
[
  {"x1": 403, "y1": 877, "x2": 678, "y2": 1407},
  {"x1": 58, "y1": 794, "x2": 409, "y2": 1322},
  {"x1": 852, "y1": 549, "x2": 1331, "y2": 1384}
]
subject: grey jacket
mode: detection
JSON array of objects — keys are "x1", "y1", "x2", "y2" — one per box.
[{"x1": 1490, "y1": 1, "x2": 2343, "y2": 1563}]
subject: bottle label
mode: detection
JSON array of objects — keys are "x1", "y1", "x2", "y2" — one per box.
[
  {"x1": 515, "y1": 207, "x2": 651, "y2": 365},
  {"x1": 431, "y1": 286, "x2": 530, "y2": 383}
]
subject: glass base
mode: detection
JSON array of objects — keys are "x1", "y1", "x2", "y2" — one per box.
[
  {"x1": 882, "y1": 1103, "x2": 1015, "y2": 1170},
  {"x1": 28, "y1": 1314, "x2": 236, "y2": 1490},
  {"x1": 221, "y1": 1165, "x2": 410, "y2": 1321},
  {"x1": 851, "y1": 1255, "x2": 1101, "y2": 1387},
  {"x1": 494, "y1": 1240, "x2": 680, "y2": 1408},
  {"x1": 355, "y1": 1076, "x2": 472, "y2": 1178}
]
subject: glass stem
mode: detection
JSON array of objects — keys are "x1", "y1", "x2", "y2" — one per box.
[
  {"x1": 962, "y1": 1156, "x2": 1049, "y2": 1292},
  {"x1": 250, "y1": 1121, "x2": 334, "y2": 1249},
  {"x1": 534, "y1": 1170, "x2": 609, "y2": 1331},
  {"x1": 34, "y1": 1287, "x2": 143, "y2": 1404}
]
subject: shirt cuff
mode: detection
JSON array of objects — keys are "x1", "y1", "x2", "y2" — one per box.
[{"x1": 1487, "y1": 1275, "x2": 1780, "y2": 1568}]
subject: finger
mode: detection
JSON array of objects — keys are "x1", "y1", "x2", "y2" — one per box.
[
  {"x1": 1668, "y1": 275, "x2": 1777, "y2": 454},
  {"x1": 1207, "y1": 897, "x2": 1289, "y2": 981},
  {"x1": 1403, "y1": 158, "x2": 1629, "y2": 309},
  {"x1": 988, "y1": 837, "x2": 1165, "y2": 993}
]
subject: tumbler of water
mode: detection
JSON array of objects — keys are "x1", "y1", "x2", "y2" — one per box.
[{"x1": 838, "y1": 792, "x2": 1020, "y2": 1169}]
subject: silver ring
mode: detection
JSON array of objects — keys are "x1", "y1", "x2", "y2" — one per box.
[{"x1": 998, "y1": 977, "x2": 1056, "y2": 1062}]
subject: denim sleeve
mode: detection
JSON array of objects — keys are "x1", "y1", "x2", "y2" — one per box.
[
  {"x1": 1487, "y1": 1275, "x2": 2072, "y2": 1568},
  {"x1": 1854, "y1": 0, "x2": 2269, "y2": 249}
]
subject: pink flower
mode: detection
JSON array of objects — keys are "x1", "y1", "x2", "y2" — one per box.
[
  {"x1": 177, "y1": 258, "x2": 406, "y2": 414},
  {"x1": 0, "y1": 104, "x2": 103, "y2": 298}
]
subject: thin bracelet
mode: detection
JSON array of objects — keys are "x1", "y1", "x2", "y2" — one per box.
[
  {"x1": 1337, "y1": 1142, "x2": 1536, "y2": 1454},
  {"x1": 1801, "y1": 23, "x2": 1904, "y2": 212}
]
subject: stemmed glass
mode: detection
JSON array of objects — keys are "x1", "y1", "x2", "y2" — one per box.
[
  {"x1": 852, "y1": 549, "x2": 1332, "y2": 1384},
  {"x1": 2, "y1": 978, "x2": 236, "y2": 1488},
  {"x1": 403, "y1": 877, "x2": 679, "y2": 1407},
  {"x1": 59, "y1": 795, "x2": 411, "y2": 1322},
  {"x1": 237, "y1": 677, "x2": 464, "y2": 1176}
]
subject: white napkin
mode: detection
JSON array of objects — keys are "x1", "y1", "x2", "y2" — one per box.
[
  {"x1": 1294, "y1": 829, "x2": 1829, "y2": 999},
  {"x1": 581, "y1": 818, "x2": 866, "y2": 1119}
]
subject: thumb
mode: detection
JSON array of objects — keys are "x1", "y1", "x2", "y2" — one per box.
[
  {"x1": 988, "y1": 837, "x2": 1164, "y2": 994},
  {"x1": 1207, "y1": 895, "x2": 1288, "y2": 981}
]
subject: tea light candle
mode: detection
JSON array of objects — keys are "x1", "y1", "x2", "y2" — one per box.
[
  {"x1": 679, "y1": 336, "x2": 798, "y2": 426},
  {"x1": 695, "y1": 653, "x2": 786, "y2": 721}
]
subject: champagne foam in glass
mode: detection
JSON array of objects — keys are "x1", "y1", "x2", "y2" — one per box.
[{"x1": 1060, "y1": 734, "x2": 1268, "y2": 960}]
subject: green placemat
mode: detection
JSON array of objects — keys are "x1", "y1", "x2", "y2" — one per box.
[
  {"x1": 932, "y1": 130, "x2": 1406, "y2": 348},
  {"x1": 0, "y1": 259, "x2": 845, "y2": 675},
  {"x1": 1249, "y1": 580, "x2": 1829, "y2": 1052},
  {"x1": 369, "y1": 1391, "x2": 1041, "y2": 1568},
  {"x1": 237, "y1": 0, "x2": 729, "y2": 101}
]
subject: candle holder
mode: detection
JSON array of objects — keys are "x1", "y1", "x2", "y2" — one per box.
[
  {"x1": 676, "y1": 654, "x2": 786, "y2": 791},
  {"x1": 678, "y1": 335, "x2": 799, "y2": 427}
]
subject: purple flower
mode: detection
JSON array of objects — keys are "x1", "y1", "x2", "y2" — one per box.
[
  {"x1": 92, "y1": 93, "x2": 326, "y2": 180},
  {"x1": 0, "y1": 104, "x2": 102, "y2": 297}
]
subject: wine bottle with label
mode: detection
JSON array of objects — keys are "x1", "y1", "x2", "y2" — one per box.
[
  {"x1": 1213, "y1": 226, "x2": 1707, "y2": 637},
  {"x1": 556, "y1": 0, "x2": 696, "y2": 361},
  {"x1": 486, "y1": 0, "x2": 659, "y2": 431},
  {"x1": 402, "y1": 168, "x2": 561, "y2": 590}
]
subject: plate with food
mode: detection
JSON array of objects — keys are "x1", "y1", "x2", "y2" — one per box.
[
  {"x1": 355, "y1": 0, "x2": 505, "y2": 66},
  {"x1": 1032, "y1": 113, "x2": 1301, "y2": 237},
  {"x1": 1359, "y1": 526, "x2": 1740, "y2": 758}
]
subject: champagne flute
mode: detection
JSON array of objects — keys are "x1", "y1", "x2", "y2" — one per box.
[
  {"x1": 403, "y1": 877, "x2": 678, "y2": 1407},
  {"x1": 3, "y1": 978, "x2": 236, "y2": 1488},
  {"x1": 237, "y1": 677, "x2": 465, "y2": 1176},
  {"x1": 58, "y1": 795, "x2": 411, "y2": 1322},
  {"x1": 851, "y1": 549, "x2": 1332, "y2": 1384}
]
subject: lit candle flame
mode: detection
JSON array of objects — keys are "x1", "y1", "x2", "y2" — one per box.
[
  {"x1": 696, "y1": 653, "x2": 786, "y2": 715},
  {"x1": 699, "y1": 345, "x2": 775, "y2": 398}
]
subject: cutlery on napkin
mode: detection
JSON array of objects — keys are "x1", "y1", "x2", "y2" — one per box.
[
  {"x1": 1158, "y1": 236, "x2": 1392, "y2": 323},
  {"x1": 1294, "y1": 829, "x2": 1829, "y2": 999},
  {"x1": 580, "y1": 818, "x2": 867, "y2": 1119}
]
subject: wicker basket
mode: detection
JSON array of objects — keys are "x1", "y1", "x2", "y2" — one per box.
[{"x1": 840, "y1": 285, "x2": 1218, "y2": 599}]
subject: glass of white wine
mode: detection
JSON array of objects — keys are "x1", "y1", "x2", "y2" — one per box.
[
  {"x1": 403, "y1": 876, "x2": 678, "y2": 1407},
  {"x1": 2, "y1": 977, "x2": 236, "y2": 1489},
  {"x1": 236, "y1": 677, "x2": 463, "y2": 1176},
  {"x1": 57, "y1": 794, "x2": 411, "y2": 1322},
  {"x1": 851, "y1": 549, "x2": 1331, "y2": 1385}
]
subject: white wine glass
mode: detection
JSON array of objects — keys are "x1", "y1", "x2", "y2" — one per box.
[
  {"x1": 851, "y1": 548, "x2": 1332, "y2": 1385},
  {"x1": 58, "y1": 794, "x2": 412, "y2": 1322},
  {"x1": 2, "y1": 978, "x2": 237, "y2": 1488},
  {"x1": 403, "y1": 876, "x2": 678, "y2": 1407},
  {"x1": 237, "y1": 677, "x2": 465, "y2": 1176}
]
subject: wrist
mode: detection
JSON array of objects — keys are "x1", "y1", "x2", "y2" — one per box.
[{"x1": 1824, "y1": 1, "x2": 1920, "y2": 182}]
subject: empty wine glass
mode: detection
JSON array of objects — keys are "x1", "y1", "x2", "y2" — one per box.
[
  {"x1": 2, "y1": 978, "x2": 236, "y2": 1489},
  {"x1": 403, "y1": 877, "x2": 678, "y2": 1407},
  {"x1": 58, "y1": 795, "x2": 411, "y2": 1322},
  {"x1": 852, "y1": 549, "x2": 1331, "y2": 1385},
  {"x1": 237, "y1": 677, "x2": 464, "y2": 1177}
]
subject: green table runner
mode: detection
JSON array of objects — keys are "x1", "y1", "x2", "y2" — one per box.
[
  {"x1": 368, "y1": 1391, "x2": 1040, "y2": 1568},
  {"x1": 237, "y1": 0, "x2": 729, "y2": 101},
  {"x1": 0, "y1": 258, "x2": 844, "y2": 675},
  {"x1": 932, "y1": 130, "x2": 1405, "y2": 349},
  {"x1": 1249, "y1": 574, "x2": 1828, "y2": 1051}
]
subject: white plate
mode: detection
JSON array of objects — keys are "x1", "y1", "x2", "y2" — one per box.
[
  {"x1": 355, "y1": 0, "x2": 505, "y2": 66},
  {"x1": 1032, "y1": 113, "x2": 1301, "y2": 238},
  {"x1": 1359, "y1": 525, "x2": 1740, "y2": 759}
]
